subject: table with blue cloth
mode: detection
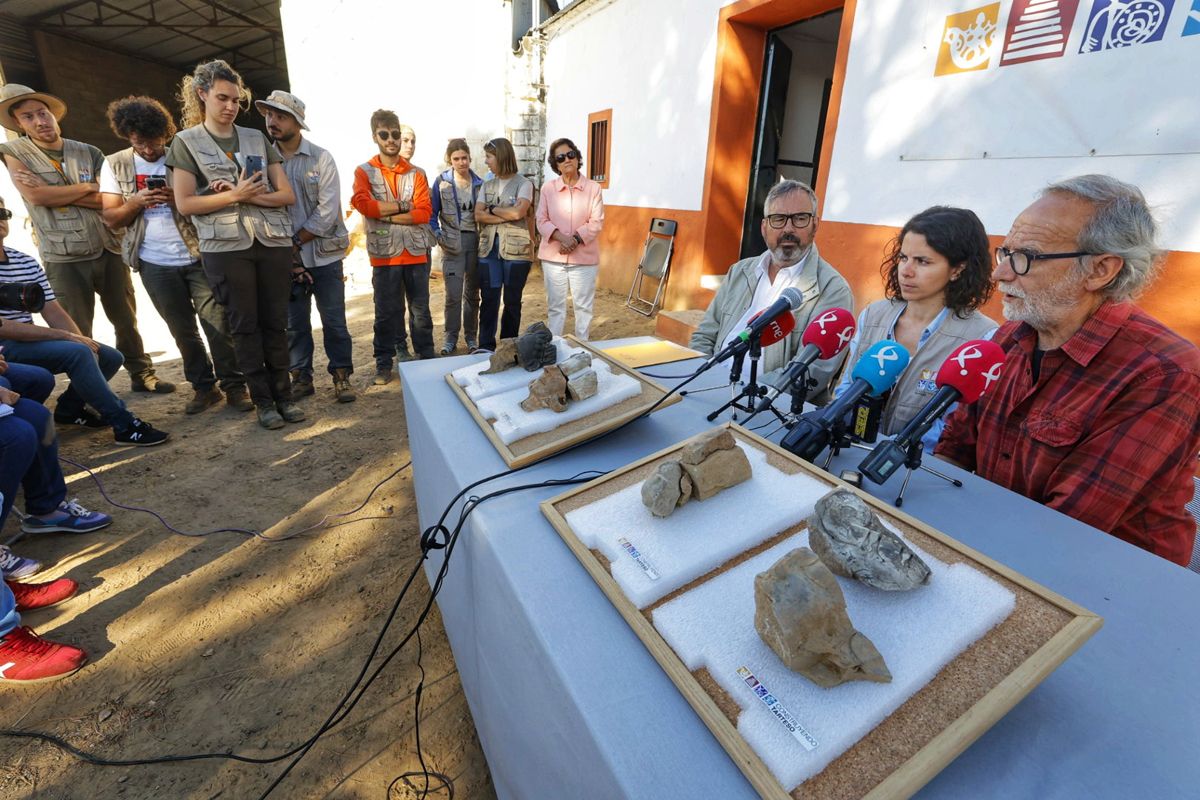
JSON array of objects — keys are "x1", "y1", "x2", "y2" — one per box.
[{"x1": 398, "y1": 338, "x2": 1200, "y2": 800}]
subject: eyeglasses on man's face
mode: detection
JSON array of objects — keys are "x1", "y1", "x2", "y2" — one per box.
[
  {"x1": 376, "y1": 130, "x2": 403, "y2": 141},
  {"x1": 554, "y1": 150, "x2": 579, "y2": 163},
  {"x1": 994, "y1": 246, "x2": 1095, "y2": 276},
  {"x1": 765, "y1": 212, "x2": 814, "y2": 229}
]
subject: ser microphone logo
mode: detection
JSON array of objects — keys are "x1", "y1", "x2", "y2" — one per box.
[
  {"x1": 952, "y1": 343, "x2": 984, "y2": 375},
  {"x1": 872, "y1": 344, "x2": 902, "y2": 375}
]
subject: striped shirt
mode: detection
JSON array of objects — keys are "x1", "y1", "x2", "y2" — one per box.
[
  {"x1": 0, "y1": 246, "x2": 57, "y2": 325},
  {"x1": 936, "y1": 301, "x2": 1200, "y2": 566}
]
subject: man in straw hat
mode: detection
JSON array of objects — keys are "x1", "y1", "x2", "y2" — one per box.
[
  {"x1": 0, "y1": 83, "x2": 174, "y2": 405},
  {"x1": 256, "y1": 90, "x2": 355, "y2": 404}
]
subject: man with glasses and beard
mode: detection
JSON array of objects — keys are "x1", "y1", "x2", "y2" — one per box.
[
  {"x1": 936, "y1": 175, "x2": 1200, "y2": 566},
  {"x1": 350, "y1": 110, "x2": 434, "y2": 385},
  {"x1": 690, "y1": 179, "x2": 853, "y2": 403}
]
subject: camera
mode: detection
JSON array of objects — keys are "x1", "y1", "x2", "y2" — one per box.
[{"x1": 0, "y1": 282, "x2": 46, "y2": 313}]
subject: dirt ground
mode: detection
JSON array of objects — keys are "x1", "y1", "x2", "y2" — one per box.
[{"x1": 0, "y1": 253, "x2": 657, "y2": 800}]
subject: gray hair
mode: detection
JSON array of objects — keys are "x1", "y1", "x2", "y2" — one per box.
[
  {"x1": 1043, "y1": 174, "x2": 1162, "y2": 300},
  {"x1": 765, "y1": 179, "x2": 819, "y2": 216}
]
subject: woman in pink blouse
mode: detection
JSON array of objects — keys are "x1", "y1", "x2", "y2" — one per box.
[{"x1": 535, "y1": 137, "x2": 604, "y2": 340}]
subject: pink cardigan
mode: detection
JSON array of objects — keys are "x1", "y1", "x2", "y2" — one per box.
[{"x1": 535, "y1": 174, "x2": 604, "y2": 265}]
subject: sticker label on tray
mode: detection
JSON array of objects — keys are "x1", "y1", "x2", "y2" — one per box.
[
  {"x1": 736, "y1": 666, "x2": 818, "y2": 750},
  {"x1": 617, "y1": 536, "x2": 660, "y2": 580}
]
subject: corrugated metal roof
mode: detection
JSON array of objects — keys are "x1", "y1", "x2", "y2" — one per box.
[{"x1": 0, "y1": 0, "x2": 286, "y2": 88}]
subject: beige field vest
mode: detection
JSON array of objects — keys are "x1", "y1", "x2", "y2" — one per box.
[
  {"x1": 360, "y1": 162, "x2": 430, "y2": 259},
  {"x1": 6, "y1": 136, "x2": 117, "y2": 262},
  {"x1": 477, "y1": 175, "x2": 533, "y2": 260},
  {"x1": 857, "y1": 299, "x2": 998, "y2": 436},
  {"x1": 173, "y1": 125, "x2": 292, "y2": 253},
  {"x1": 105, "y1": 147, "x2": 200, "y2": 270}
]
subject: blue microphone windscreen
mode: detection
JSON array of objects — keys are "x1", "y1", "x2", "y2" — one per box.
[{"x1": 850, "y1": 341, "x2": 911, "y2": 394}]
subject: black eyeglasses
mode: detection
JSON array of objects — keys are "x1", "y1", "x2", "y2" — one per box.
[
  {"x1": 376, "y1": 130, "x2": 403, "y2": 141},
  {"x1": 765, "y1": 212, "x2": 814, "y2": 229},
  {"x1": 553, "y1": 150, "x2": 579, "y2": 163},
  {"x1": 994, "y1": 246, "x2": 1095, "y2": 276},
  {"x1": 0, "y1": 209, "x2": 12, "y2": 221}
]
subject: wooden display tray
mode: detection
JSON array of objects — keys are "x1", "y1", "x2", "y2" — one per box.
[
  {"x1": 445, "y1": 336, "x2": 681, "y2": 468},
  {"x1": 540, "y1": 423, "x2": 1102, "y2": 800}
]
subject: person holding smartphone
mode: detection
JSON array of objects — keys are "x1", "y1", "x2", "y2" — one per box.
[
  {"x1": 167, "y1": 60, "x2": 303, "y2": 430},
  {"x1": 100, "y1": 95, "x2": 248, "y2": 416}
]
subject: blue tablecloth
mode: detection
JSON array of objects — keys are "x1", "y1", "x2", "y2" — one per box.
[{"x1": 399, "y1": 341, "x2": 1199, "y2": 800}]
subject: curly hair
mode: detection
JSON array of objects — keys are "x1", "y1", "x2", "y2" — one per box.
[
  {"x1": 881, "y1": 206, "x2": 994, "y2": 317},
  {"x1": 177, "y1": 60, "x2": 249, "y2": 129},
  {"x1": 106, "y1": 95, "x2": 176, "y2": 141},
  {"x1": 546, "y1": 137, "x2": 580, "y2": 176}
]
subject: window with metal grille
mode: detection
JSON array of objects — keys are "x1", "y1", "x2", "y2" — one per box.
[{"x1": 587, "y1": 109, "x2": 612, "y2": 188}]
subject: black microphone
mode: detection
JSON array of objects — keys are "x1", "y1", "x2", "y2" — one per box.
[{"x1": 704, "y1": 287, "x2": 804, "y2": 369}]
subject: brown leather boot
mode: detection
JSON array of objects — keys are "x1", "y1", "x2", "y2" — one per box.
[{"x1": 333, "y1": 368, "x2": 356, "y2": 403}]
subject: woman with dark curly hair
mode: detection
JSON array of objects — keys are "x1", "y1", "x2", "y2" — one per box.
[{"x1": 834, "y1": 205, "x2": 997, "y2": 449}]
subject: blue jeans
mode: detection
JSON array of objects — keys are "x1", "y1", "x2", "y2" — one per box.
[
  {"x1": 140, "y1": 260, "x2": 243, "y2": 392},
  {"x1": 0, "y1": 582, "x2": 16, "y2": 637},
  {"x1": 0, "y1": 362, "x2": 55, "y2": 403},
  {"x1": 288, "y1": 260, "x2": 354, "y2": 377},
  {"x1": 0, "y1": 338, "x2": 134, "y2": 431},
  {"x1": 477, "y1": 242, "x2": 530, "y2": 351},
  {"x1": 0, "y1": 398, "x2": 64, "y2": 520}
]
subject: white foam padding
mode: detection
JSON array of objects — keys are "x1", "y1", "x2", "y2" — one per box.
[
  {"x1": 651, "y1": 531, "x2": 1015, "y2": 791},
  {"x1": 473, "y1": 360, "x2": 643, "y2": 445},
  {"x1": 564, "y1": 443, "x2": 833, "y2": 609},
  {"x1": 450, "y1": 337, "x2": 582, "y2": 401}
]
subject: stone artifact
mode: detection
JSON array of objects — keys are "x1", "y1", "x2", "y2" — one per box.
[
  {"x1": 481, "y1": 338, "x2": 519, "y2": 374},
  {"x1": 809, "y1": 490, "x2": 932, "y2": 591},
  {"x1": 754, "y1": 547, "x2": 892, "y2": 688},
  {"x1": 516, "y1": 321, "x2": 557, "y2": 371},
  {"x1": 558, "y1": 352, "x2": 593, "y2": 376},
  {"x1": 640, "y1": 461, "x2": 693, "y2": 518},
  {"x1": 640, "y1": 428, "x2": 751, "y2": 516},
  {"x1": 565, "y1": 368, "x2": 598, "y2": 402},
  {"x1": 519, "y1": 365, "x2": 569, "y2": 412}
]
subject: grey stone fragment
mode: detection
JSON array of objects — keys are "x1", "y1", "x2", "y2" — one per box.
[
  {"x1": 519, "y1": 366, "x2": 568, "y2": 413},
  {"x1": 566, "y1": 368, "x2": 598, "y2": 401},
  {"x1": 641, "y1": 461, "x2": 686, "y2": 518},
  {"x1": 809, "y1": 490, "x2": 932, "y2": 591},
  {"x1": 481, "y1": 338, "x2": 519, "y2": 374},
  {"x1": 516, "y1": 321, "x2": 556, "y2": 371},
  {"x1": 680, "y1": 446, "x2": 751, "y2": 500},
  {"x1": 679, "y1": 427, "x2": 738, "y2": 465},
  {"x1": 558, "y1": 352, "x2": 593, "y2": 376},
  {"x1": 754, "y1": 547, "x2": 892, "y2": 688}
]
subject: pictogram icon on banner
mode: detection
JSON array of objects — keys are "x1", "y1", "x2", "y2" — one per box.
[
  {"x1": 1184, "y1": 0, "x2": 1200, "y2": 35},
  {"x1": 936, "y1": 3, "x2": 1003, "y2": 75},
  {"x1": 1079, "y1": 0, "x2": 1176, "y2": 53},
  {"x1": 1000, "y1": 0, "x2": 1084, "y2": 64}
]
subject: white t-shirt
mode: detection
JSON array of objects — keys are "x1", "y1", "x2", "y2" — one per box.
[
  {"x1": 99, "y1": 154, "x2": 193, "y2": 267},
  {"x1": 720, "y1": 248, "x2": 814, "y2": 352}
]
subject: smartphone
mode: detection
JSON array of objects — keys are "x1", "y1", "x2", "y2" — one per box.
[
  {"x1": 243, "y1": 155, "x2": 265, "y2": 178},
  {"x1": 146, "y1": 176, "x2": 167, "y2": 190}
]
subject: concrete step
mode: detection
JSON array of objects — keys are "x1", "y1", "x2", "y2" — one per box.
[{"x1": 654, "y1": 309, "x2": 705, "y2": 347}]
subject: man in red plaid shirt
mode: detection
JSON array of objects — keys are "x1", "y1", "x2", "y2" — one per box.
[{"x1": 936, "y1": 175, "x2": 1200, "y2": 566}]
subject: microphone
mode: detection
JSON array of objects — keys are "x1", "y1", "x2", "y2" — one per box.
[
  {"x1": 706, "y1": 287, "x2": 804, "y2": 368},
  {"x1": 752, "y1": 307, "x2": 855, "y2": 415},
  {"x1": 780, "y1": 340, "x2": 911, "y2": 462},
  {"x1": 859, "y1": 339, "x2": 1005, "y2": 484}
]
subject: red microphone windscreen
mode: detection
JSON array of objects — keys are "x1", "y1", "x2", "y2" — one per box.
[
  {"x1": 758, "y1": 311, "x2": 796, "y2": 346},
  {"x1": 801, "y1": 308, "x2": 856, "y2": 359},
  {"x1": 935, "y1": 339, "x2": 1006, "y2": 403}
]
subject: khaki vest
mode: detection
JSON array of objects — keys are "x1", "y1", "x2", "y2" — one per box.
[
  {"x1": 360, "y1": 162, "x2": 430, "y2": 259},
  {"x1": 284, "y1": 143, "x2": 349, "y2": 264},
  {"x1": 105, "y1": 147, "x2": 200, "y2": 270},
  {"x1": 477, "y1": 175, "x2": 533, "y2": 260},
  {"x1": 174, "y1": 125, "x2": 293, "y2": 253},
  {"x1": 6, "y1": 136, "x2": 118, "y2": 263},
  {"x1": 857, "y1": 299, "x2": 998, "y2": 436}
]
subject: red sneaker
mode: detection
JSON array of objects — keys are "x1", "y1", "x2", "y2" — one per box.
[
  {"x1": 0, "y1": 626, "x2": 87, "y2": 682},
  {"x1": 6, "y1": 578, "x2": 79, "y2": 611}
]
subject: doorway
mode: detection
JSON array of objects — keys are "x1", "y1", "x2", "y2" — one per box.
[{"x1": 740, "y1": 10, "x2": 842, "y2": 259}]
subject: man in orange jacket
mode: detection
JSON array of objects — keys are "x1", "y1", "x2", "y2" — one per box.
[{"x1": 350, "y1": 109, "x2": 434, "y2": 384}]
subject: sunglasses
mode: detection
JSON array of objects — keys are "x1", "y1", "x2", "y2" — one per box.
[
  {"x1": 554, "y1": 150, "x2": 579, "y2": 163},
  {"x1": 0, "y1": 209, "x2": 12, "y2": 221},
  {"x1": 376, "y1": 130, "x2": 403, "y2": 141}
]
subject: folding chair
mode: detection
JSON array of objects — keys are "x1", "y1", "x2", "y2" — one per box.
[{"x1": 626, "y1": 217, "x2": 677, "y2": 317}]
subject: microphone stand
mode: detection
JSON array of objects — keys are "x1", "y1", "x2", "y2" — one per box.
[
  {"x1": 890, "y1": 441, "x2": 963, "y2": 508},
  {"x1": 707, "y1": 335, "x2": 770, "y2": 423}
]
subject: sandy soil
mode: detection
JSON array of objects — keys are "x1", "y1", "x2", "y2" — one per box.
[{"x1": 0, "y1": 253, "x2": 657, "y2": 800}]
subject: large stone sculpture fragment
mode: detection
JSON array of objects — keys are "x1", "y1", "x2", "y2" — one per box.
[
  {"x1": 481, "y1": 338, "x2": 519, "y2": 374},
  {"x1": 809, "y1": 490, "x2": 931, "y2": 591},
  {"x1": 680, "y1": 447, "x2": 752, "y2": 501},
  {"x1": 519, "y1": 365, "x2": 569, "y2": 413},
  {"x1": 679, "y1": 426, "x2": 738, "y2": 465},
  {"x1": 516, "y1": 321, "x2": 556, "y2": 371},
  {"x1": 639, "y1": 428, "x2": 751, "y2": 517},
  {"x1": 640, "y1": 461, "x2": 693, "y2": 518},
  {"x1": 565, "y1": 369, "x2": 598, "y2": 402},
  {"x1": 754, "y1": 547, "x2": 891, "y2": 688}
]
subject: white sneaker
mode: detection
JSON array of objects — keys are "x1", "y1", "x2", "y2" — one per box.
[{"x1": 0, "y1": 545, "x2": 43, "y2": 580}]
